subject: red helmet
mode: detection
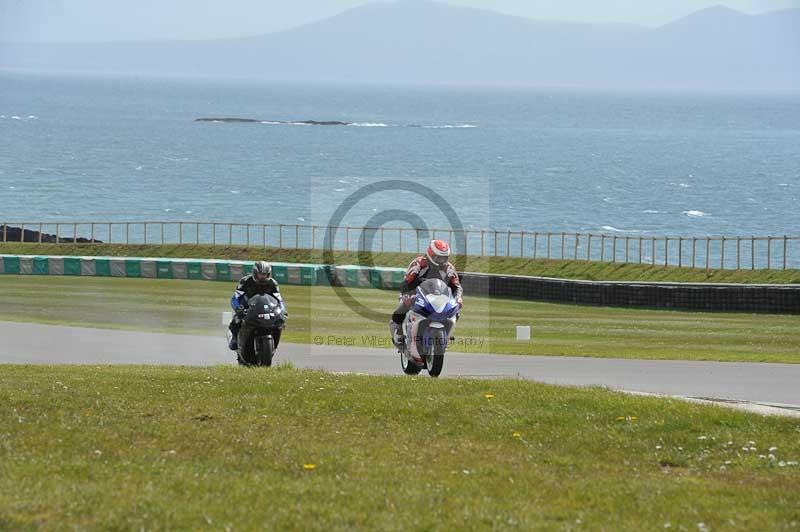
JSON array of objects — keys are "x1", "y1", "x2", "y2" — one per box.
[{"x1": 426, "y1": 239, "x2": 450, "y2": 267}]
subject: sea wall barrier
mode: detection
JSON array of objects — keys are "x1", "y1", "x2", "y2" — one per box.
[
  {"x1": 2, "y1": 222, "x2": 799, "y2": 271},
  {"x1": 458, "y1": 273, "x2": 800, "y2": 314},
  {"x1": 2, "y1": 255, "x2": 798, "y2": 314}
]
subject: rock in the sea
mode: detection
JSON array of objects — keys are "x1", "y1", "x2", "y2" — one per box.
[
  {"x1": 0, "y1": 225, "x2": 102, "y2": 244},
  {"x1": 195, "y1": 117, "x2": 261, "y2": 123},
  {"x1": 196, "y1": 118, "x2": 353, "y2": 126},
  {"x1": 292, "y1": 120, "x2": 351, "y2": 126}
]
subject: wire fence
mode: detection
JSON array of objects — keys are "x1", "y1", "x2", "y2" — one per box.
[{"x1": 2, "y1": 221, "x2": 799, "y2": 270}]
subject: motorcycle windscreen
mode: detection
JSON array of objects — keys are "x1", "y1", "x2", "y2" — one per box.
[{"x1": 245, "y1": 294, "x2": 284, "y2": 328}]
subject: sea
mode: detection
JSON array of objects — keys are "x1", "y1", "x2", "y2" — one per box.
[{"x1": 1, "y1": 71, "x2": 798, "y2": 237}]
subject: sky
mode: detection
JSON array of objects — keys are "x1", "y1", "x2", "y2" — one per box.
[{"x1": 1, "y1": 0, "x2": 799, "y2": 42}]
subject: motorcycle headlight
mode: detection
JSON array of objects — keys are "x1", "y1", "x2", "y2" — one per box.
[{"x1": 426, "y1": 294, "x2": 450, "y2": 314}]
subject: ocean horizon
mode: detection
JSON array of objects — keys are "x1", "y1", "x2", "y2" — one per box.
[{"x1": 1, "y1": 70, "x2": 798, "y2": 238}]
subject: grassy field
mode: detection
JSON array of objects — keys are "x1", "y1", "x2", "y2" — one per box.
[
  {"x1": 3, "y1": 242, "x2": 799, "y2": 284},
  {"x1": 1, "y1": 365, "x2": 799, "y2": 530},
  {"x1": 1, "y1": 275, "x2": 798, "y2": 363}
]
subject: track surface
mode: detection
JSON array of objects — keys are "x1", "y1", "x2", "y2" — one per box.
[{"x1": 2, "y1": 321, "x2": 798, "y2": 411}]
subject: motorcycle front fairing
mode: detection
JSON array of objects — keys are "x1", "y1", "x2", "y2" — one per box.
[
  {"x1": 403, "y1": 279, "x2": 459, "y2": 361},
  {"x1": 244, "y1": 293, "x2": 286, "y2": 330}
]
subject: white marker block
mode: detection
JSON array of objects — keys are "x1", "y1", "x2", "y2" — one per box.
[
  {"x1": 222, "y1": 311, "x2": 232, "y2": 326},
  {"x1": 516, "y1": 326, "x2": 531, "y2": 341}
]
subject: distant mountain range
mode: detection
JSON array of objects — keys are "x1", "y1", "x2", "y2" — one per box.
[{"x1": 1, "y1": 1, "x2": 798, "y2": 89}]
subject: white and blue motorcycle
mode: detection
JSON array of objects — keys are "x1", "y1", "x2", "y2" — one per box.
[{"x1": 398, "y1": 278, "x2": 460, "y2": 377}]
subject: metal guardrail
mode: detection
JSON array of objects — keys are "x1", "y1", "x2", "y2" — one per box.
[{"x1": 2, "y1": 221, "x2": 799, "y2": 270}]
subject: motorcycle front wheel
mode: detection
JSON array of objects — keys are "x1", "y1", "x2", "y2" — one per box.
[
  {"x1": 427, "y1": 328, "x2": 446, "y2": 378},
  {"x1": 400, "y1": 352, "x2": 422, "y2": 375},
  {"x1": 255, "y1": 335, "x2": 275, "y2": 367}
]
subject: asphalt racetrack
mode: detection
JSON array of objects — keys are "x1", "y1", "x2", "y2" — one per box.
[{"x1": 2, "y1": 321, "x2": 798, "y2": 415}]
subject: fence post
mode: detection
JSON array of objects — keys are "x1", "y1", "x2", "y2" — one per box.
[
  {"x1": 262, "y1": 225, "x2": 266, "y2": 248},
  {"x1": 161, "y1": 223, "x2": 165, "y2": 245},
  {"x1": 587, "y1": 234, "x2": 592, "y2": 261},
  {"x1": 767, "y1": 237, "x2": 772, "y2": 270},
  {"x1": 246, "y1": 224, "x2": 250, "y2": 247},
  {"x1": 73, "y1": 223, "x2": 77, "y2": 244},
  {"x1": 678, "y1": 238, "x2": 682, "y2": 268},
  {"x1": 38, "y1": 223, "x2": 43, "y2": 244},
  {"x1": 751, "y1": 236, "x2": 755, "y2": 270},
  {"x1": 784, "y1": 236, "x2": 788, "y2": 270},
  {"x1": 506, "y1": 231, "x2": 511, "y2": 257},
  {"x1": 705, "y1": 238, "x2": 710, "y2": 270},
  {"x1": 179, "y1": 223, "x2": 183, "y2": 245},
  {"x1": 196, "y1": 223, "x2": 200, "y2": 245},
  {"x1": 574, "y1": 233, "x2": 579, "y2": 260},
  {"x1": 636, "y1": 236, "x2": 642, "y2": 264},
  {"x1": 547, "y1": 232, "x2": 552, "y2": 260},
  {"x1": 278, "y1": 224, "x2": 283, "y2": 248},
  {"x1": 19, "y1": 223, "x2": 24, "y2": 243},
  {"x1": 692, "y1": 238, "x2": 696, "y2": 268},
  {"x1": 295, "y1": 225, "x2": 300, "y2": 249},
  {"x1": 664, "y1": 238, "x2": 668, "y2": 267},
  {"x1": 125, "y1": 223, "x2": 128, "y2": 245},
  {"x1": 109, "y1": 223, "x2": 112, "y2": 244},
  {"x1": 736, "y1": 237, "x2": 740, "y2": 270},
  {"x1": 612, "y1": 236, "x2": 617, "y2": 263},
  {"x1": 399, "y1": 228, "x2": 403, "y2": 254},
  {"x1": 345, "y1": 226, "x2": 350, "y2": 252},
  {"x1": 312, "y1": 226, "x2": 317, "y2": 249},
  {"x1": 2, "y1": 224, "x2": 5, "y2": 242},
  {"x1": 520, "y1": 231, "x2": 525, "y2": 257},
  {"x1": 625, "y1": 237, "x2": 629, "y2": 263},
  {"x1": 213, "y1": 224, "x2": 217, "y2": 246},
  {"x1": 533, "y1": 232, "x2": 538, "y2": 259},
  {"x1": 720, "y1": 237, "x2": 725, "y2": 270},
  {"x1": 494, "y1": 231, "x2": 498, "y2": 257},
  {"x1": 143, "y1": 223, "x2": 147, "y2": 245},
  {"x1": 651, "y1": 237, "x2": 656, "y2": 265},
  {"x1": 560, "y1": 232, "x2": 565, "y2": 260},
  {"x1": 600, "y1": 235, "x2": 605, "y2": 262}
]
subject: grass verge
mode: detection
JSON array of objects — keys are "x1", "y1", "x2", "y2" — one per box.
[
  {"x1": 2, "y1": 242, "x2": 799, "y2": 284},
  {"x1": 1, "y1": 276, "x2": 798, "y2": 362},
  {"x1": 1, "y1": 365, "x2": 799, "y2": 530}
]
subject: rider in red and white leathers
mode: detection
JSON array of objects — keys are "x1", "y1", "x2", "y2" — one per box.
[{"x1": 390, "y1": 239, "x2": 463, "y2": 346}]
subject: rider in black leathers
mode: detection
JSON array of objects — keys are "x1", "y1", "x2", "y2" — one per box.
[{"x1": 228, "y1": 261, "x2": 286, "y2": 351}]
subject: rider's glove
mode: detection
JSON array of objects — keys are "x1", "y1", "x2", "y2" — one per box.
[
  {"x1": 401, "y1": 293, "x2": 415, "y2": 307},
  {"x1": 456, "y1": 297, "x2": 463, "y2": 309}
]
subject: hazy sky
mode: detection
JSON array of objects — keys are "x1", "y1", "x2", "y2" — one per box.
[{"x1": 2, "y1": 0, "x2": 799, "y2": 42}]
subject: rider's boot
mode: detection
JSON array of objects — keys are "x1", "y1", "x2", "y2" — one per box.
[{"x1": 389, "y1": 321, "x2": 404, "y2": 349}]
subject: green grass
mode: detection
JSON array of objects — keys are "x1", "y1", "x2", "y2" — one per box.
[
  {"x1": 1, "y1": 365, "x2": 799, "y2": 530},
  {"x1": 3, "y1": 242, "x2": 799, "y2": 284},
  {"x1": 1, "y1": 275, "x2": 798, "y2": 363}
]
